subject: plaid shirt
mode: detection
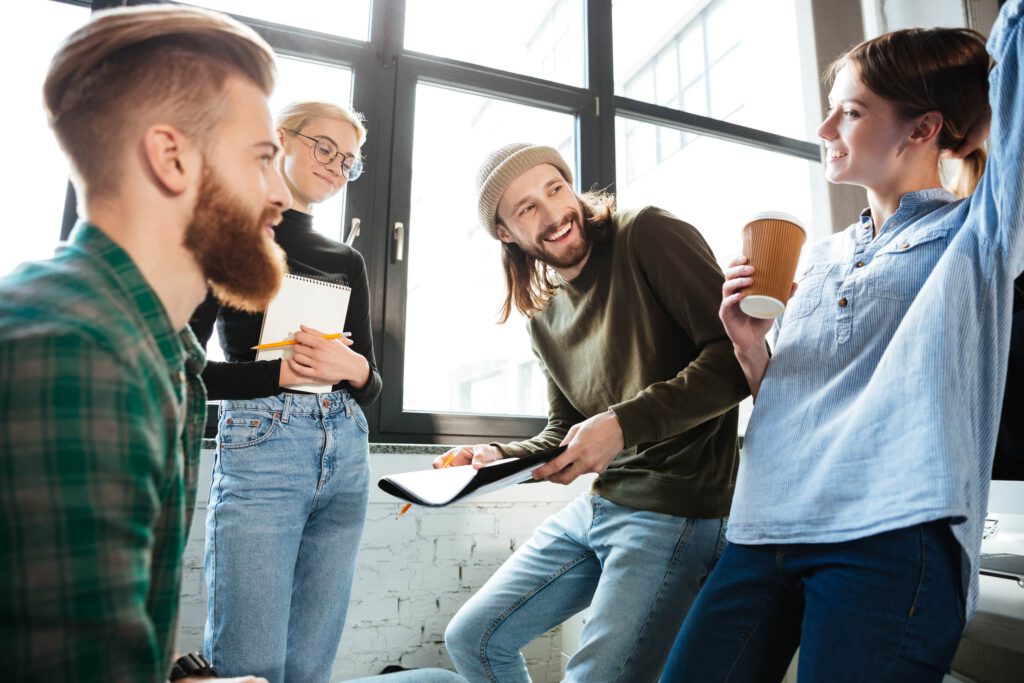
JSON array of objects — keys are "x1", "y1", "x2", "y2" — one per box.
[{"x1": 0, "y1": 224, "x2": 207, "y2": 682}]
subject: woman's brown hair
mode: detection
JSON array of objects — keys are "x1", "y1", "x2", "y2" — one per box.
[
  {"x1": 497, "y1": 190, "x2": 615, "y2": 323},
  {"x1": 828, "y1": 27, "x2": 990, "y2": 197}
]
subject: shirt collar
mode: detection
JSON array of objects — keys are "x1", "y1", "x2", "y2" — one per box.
[
  {"x1": 67, "y1": 222, "x2": 190, "y2": 373},
  {"x1": 856, "y1": 188, "x2": 958, "y2": 243}
]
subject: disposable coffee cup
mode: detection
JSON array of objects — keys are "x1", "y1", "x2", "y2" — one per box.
[{"x1": 739, "y1": 211, "x2": 806, "y2": 319}]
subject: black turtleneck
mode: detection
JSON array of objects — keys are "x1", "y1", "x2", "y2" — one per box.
[{"x1": 190, "y1": 208, "x2": 382, "y2": 406}]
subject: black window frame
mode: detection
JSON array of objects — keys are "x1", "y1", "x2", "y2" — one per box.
[{"x1": 47, "y1": 0, "x2": 829, "y2": 445}]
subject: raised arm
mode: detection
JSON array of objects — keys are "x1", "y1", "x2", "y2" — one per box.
[{"x1": 975, "y1": 0, "x2": 1024, "y2": 274}]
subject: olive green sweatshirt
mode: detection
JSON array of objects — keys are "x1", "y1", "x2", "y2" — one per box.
[{"x1": 498, "y1": 206, "x2": 750, "y2": 518}]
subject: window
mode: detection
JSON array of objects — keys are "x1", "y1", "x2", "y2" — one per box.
[
  {"x1": 405, "y1": 0, "x2": 586, "y2": 87},
  {"x1": 31, "y1": 0, "x2": 835, "y2": 443},
  {"x1": 614, "y1": 0, "x2": 818, "y2": 141},
  {"x1": 401, "y1": 85, "x2": 575, "y2": 417},
  {"x1": 271, "y1": 57, "x2": 354, "y2": 241},
  {"x1": 0, "y1": 1, "x2": 89, "y2": 277},
  {"x1": 615, "y1": 119, "x2": 822, "y2": 273},
  {"x1": 182, "y1": 0, "x2": 372, "y2": 41},
  {"x1": 206, "y1": 58, "x2": 353, "y2": 365},
  {"x1": 615, "y1": 120, "x2": 826, "y2": 434}
]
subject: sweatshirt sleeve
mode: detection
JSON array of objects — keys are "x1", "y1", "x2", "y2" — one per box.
[
  {"x1": 494, "y1": 335, "x2": 586, "y2": 458},
  {"x1": 609, "y1": 208, "x2": 750, "y2": 448},
  {"x1": 336, "y1": 250, "x2": 382, "y2": 406},
  {"x1": 980, "y1": 0, "x2": 1024, "y2": 274},
  {"x1": 188, "y1": 292, "x2": 282, "y2": 401}
]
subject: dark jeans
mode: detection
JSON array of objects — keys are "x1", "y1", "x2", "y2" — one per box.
[{"x1": 661, "y1": 520, "x2": 965, "y2": 683}]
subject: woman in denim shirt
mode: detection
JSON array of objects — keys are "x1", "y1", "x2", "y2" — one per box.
[
  {"x1": 663, "y1": 2, "x2": 1024, "y2": 681},
  {"x1": 191, "y1": 100, "x2": 381, "y2": 683}
]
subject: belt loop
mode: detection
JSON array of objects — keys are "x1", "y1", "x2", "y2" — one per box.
[
  {"x1": 281, "y1": 394, "x2": 293, "y2": 423},
  {"x1": 344, "y1": 392, "x2": 353, "y2": 417}
]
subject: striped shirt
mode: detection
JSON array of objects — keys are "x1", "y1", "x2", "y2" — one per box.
[
  {"x1": 0, "y1": 223, "x2": 207, "y2": 681},
  {"x1": 728, "y1": 0, "x2": 1024, "y2": 620}
]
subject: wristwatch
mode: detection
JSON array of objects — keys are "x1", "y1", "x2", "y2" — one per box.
[{"x1": 169, "y1": 652, "x2": 218, "y2": 681}]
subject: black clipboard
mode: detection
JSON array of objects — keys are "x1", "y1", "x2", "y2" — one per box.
[
  {"x1": 979, "y1": 553, "x2": 1024, "y2": 586},
  {"x1": 377, "y1": 446, "x2": 567, "y2": 507}
]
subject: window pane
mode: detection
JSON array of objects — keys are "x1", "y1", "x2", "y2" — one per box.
[
  {"x1": 682, "y1": 77, "x2": 708, "y2": 117},
  {"x1": 678, "y1": 25, "x2": 705, "y2": 86},
  {"x1": 708, "y1": 49, "x2": 743, "y2": 120},
  {"x1": 0, "y1": 1, "x2": 89, "y2": 278},
  {"x1": 705, "y1": 0, "x2": 742, "y2": 64},
  {"x1": 654, "y1": 46, "x2": 680, "y2": 107},
  {"x1": 271, "y1": 57, "x2": 354, "y2": 242},
  {"x1": 613, "y1": 0, "x2": 817, "y2": 141},
  {"x1": 625, "y1": 66, "x2": 655, "y2": 103},
  {"x1": 182, "y1": 0, "x2": 371, "y2": 41},
  {"x1": 202, "y1": 57, "x2": 354, "y2": 364},
  {"x1": 405, "y1": 0, "x2": 585, "y2": 87},
  {"x1": 403, "y1": 84, "x2": 576, "y2": 416},
  {"x1": 615, "y1": 116, "x2": 826, "y2": 433}
]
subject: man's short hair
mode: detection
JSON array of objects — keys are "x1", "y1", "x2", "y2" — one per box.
[{"x1": 43, "y1": 5, "x2": 276, "y2": 200}]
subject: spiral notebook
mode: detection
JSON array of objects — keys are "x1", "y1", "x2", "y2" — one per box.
[{"x1": 256, "y1": 273, "x2": 351, "y2": 393}]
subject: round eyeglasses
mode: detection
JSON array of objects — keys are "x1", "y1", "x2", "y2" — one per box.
[{"x1": 285, "y1": 129, "x2": 364, "y2": 181}]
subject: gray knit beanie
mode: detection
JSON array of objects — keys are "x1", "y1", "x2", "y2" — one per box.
[{"x1": 476, "y1": 143, "x2": 573, "y2": 238}]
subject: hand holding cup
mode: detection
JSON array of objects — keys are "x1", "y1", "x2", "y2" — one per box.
[{"x1": 737, "y1": 211, "x2": 806, "y2": 319}]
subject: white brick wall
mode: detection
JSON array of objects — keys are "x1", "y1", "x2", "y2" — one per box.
[{"x1": 177, "y1": 448, "x2": 594, "y2": 682}]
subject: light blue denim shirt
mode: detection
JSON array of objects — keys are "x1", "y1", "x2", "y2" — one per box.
[{"x1": 728, "y1": 0, "x2": 1024, "y2": 620}]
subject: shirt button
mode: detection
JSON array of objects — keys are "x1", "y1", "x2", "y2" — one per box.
[
  {"x1": 838, "y1": 297, "x2": 849, "y2": 308},
  {"x1": 855, "y1": 261, "x2": 865, "y2": 268}
]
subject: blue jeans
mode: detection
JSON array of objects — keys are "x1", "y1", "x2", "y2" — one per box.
[
  {"x1": 661, "y1": 520, "x2": 966, "y2": 683},
  {"x1": 444, "y1": 494, "x2": 727, "y2": 683},
  {"x1": 204, "y1": 390, "x2": 370, "y2": 683}
]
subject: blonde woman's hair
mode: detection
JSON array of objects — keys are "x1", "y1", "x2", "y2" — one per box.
[
  {"x1": 43, "y1": 4, "x2": 276, "y2": 201},
  {"x1": 275, "y1": 100, "x2": 367, "y2": 147}
]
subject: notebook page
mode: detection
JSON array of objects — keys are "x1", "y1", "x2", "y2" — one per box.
[{"x1": 256, "y1": 273, "x2": 351, "y2": 393}]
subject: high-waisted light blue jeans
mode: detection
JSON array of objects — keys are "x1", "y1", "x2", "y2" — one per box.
[
  {"x1": 204, "y1": 390, "x2": 370, "y2": 683},
  {"x1": 444, "y1": 493, "x2": 728, "y2": 683}
]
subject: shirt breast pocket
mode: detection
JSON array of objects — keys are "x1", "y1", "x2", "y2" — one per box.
[
  {"x1": 787, "y1": 263, "x2": 834, "y2": 319},
  {"x1": 864, "y1": 231, "x2": 950, "y2": 302}
]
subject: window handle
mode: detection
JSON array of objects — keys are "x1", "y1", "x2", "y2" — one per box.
[
  {"x1": 393, "y1": 221, "x2": 405, "y2": 262},
  {"x1": 345, "y1": 217, "x2": 361, "y2": 246}
]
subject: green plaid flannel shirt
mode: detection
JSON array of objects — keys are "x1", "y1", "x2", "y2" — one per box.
[{"x1": 0, "y1": 223, "x2": 207, "y2": 682}]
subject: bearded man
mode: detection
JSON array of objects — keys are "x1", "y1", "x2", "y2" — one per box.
[
  {"x1": 0, "y1": 6, "x2": 289, "y2": 682},
  {"x1": 440, "y1": 144, "x2": 750, "y2": 683}
]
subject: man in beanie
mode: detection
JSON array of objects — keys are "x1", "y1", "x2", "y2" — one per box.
[{"x1": 439, "y1": 143, "x2": 749, "y2": 682}]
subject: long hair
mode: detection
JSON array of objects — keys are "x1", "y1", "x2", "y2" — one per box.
[
  {"x1": 828, "y1": 27, "x2": 990, "y2": 197},
  {"x1": 497, "y1": 189, "x2": 615, "y2": 323}
]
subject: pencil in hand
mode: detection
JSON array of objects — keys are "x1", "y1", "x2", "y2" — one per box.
[
  {"x1": 251, "y1": 331, "x2": 351, "y2": 351},
  {"x1": 398, "y1": 450, "x2": 458, "y2": 518}
]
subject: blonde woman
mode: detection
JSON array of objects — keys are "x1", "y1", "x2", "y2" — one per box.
[{"x1": 190, "y1": 100, "x2": 380, "y2": 683}]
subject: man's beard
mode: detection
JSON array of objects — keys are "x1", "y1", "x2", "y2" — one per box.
[
  {"x1": 183, "y1": 166, "x2": 287, "y2": 313},
  {"x1": 518, "y1": 203, "x2": 590, "y2": 270}
]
